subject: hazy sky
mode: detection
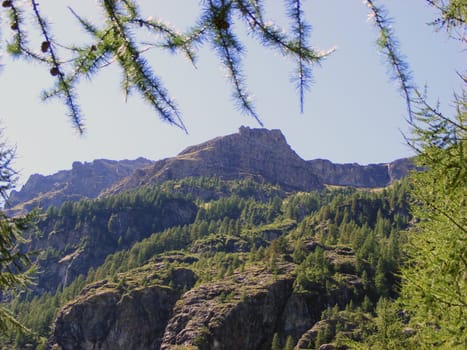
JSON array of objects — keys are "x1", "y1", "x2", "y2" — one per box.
[{"x1": 0, "y1": 1, "x2": 464, "y2": 186}]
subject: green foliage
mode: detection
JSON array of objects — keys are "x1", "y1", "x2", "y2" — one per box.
[
  {"x1": 0, "y1": 212, "x2": 36, "y2": 333},
  {"x1": 0, "y1": 3, "x2": 464, "y2": 347},
  {"x1": 427, "y1": 0, "x2": 467, "y2": 38},
  {"x1": 3, "y1": 177, "x2": 414, "y2": 347},
  {"x1": 283, "y1": 191, "x2": 321, "y2": 221},
  {"x1": 159, "y1": 177, "x2": 285, "y2": 203},
  {"x1": 365, "y1": 0, "x2": 414, "y2": 118},
  {"x1": 294, "y1": 246, "x2": 332, "y2": 292},
  {"x1": 399, "y1": 96, "x2": 466, "y2": 348},
  {"x1": 350, "y1": 3, "x2": 466, "y2": 346},
  {"x1": 38, "y1": 185, "x2": 196, "y2": 277},
  {"x1": 346, "y1": 298, "x2": 416, "y2": 350},
  {"x1": 193, "y1": 325, "x2": 210, "y2": 347},
  {"x1": 0, "y1": 130, "x2": 37, "y2": 335},
  {"x1": 196, "y1": 195, "x2": 246, "y2": 222},
  {"x1": 291, "y1": 185, "x2": 409, "y2": 300},
  {"x1": 284, "y1": 335, "x2": 294, "y2": 350}
]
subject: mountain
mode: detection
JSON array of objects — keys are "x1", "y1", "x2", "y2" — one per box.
[
  {"x1": 50, "y1": 256, "x2": 362, "y2": 350},
  {"x1": 105, "y1": 126, "x2": 324, "y2": 195},
  {"x1": 42, "y1": 182, "x2": 411, "y2": 350},
  {"x1": 6, "y1": 158, "x2": 152, "y2": 216},
  {"x1": 0, "y1": 126, "x2": 417, "y2": 349},
  {"x1": 6, "y1": 127, "x2": 415, "y2": 216}
]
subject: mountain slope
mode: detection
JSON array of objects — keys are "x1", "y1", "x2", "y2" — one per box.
[{"x1": 3, "y1": 173, "x2": 413, "y2": 349}]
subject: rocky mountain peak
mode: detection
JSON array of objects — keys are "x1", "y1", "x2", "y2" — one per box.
[
  {"x1": 178, "y1": 126, "x2": 288, "y2": 156},
  {"x1": 106, "y1": 127, "x2": 323, "y2": 195}
]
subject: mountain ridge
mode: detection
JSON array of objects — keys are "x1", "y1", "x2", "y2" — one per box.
[
  {"x1": 6, "y1": 127, "x2": 415, "y2": 215},
  {"x1": 6, "y1": 157, "x2": 153, "y2": 216}
]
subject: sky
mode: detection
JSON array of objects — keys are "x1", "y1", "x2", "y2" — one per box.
[{"x1": 0, "y1": 1, "x2": 465, "y2": 187}]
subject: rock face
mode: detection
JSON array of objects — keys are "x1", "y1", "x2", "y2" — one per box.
[
  {"x1": 307, "y1": 157, "x2": 415, "y2": 188},
  {"x1": 161, "y1": 264, "x2": 295, "y2": 350},
  {"x1": 6, "y1": 158, "x2": 152, "y2": 215},
  {"x1": 106, "y1": 126, "x2": 324, "y2": 195},
  {"x1": 52, "y1": 282, "x2": 182, "y2": 350},
  {"x1": 50, "y1": 246, "x2": 365, "y2": 350}
]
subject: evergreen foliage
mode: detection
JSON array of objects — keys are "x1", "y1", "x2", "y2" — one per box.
[
  {"x1": 0, "y1": 130, "x2": 36, "y2": 334},
  {"x1": 398, "y1": 93, "x2": 466, "y2": 348},
  {"x1": 0, "y1": 178, "x2": 415, "y2": 348},
  {"x1": 351, "y1": 1, "x2": 466, "y2": 348}
]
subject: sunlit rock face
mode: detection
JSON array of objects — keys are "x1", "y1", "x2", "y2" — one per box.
[{"x1": 106, "y1": 127, "x2": 324, "y2": 195}]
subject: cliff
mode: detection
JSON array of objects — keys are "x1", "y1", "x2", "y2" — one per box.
[
  {"x1": 24, "y1": 189, "x2": 198, "y2": 295},
  {"x1": 49, "y1": 244, "x2": 365, "y2": 350},
  {"x1": 308, "y1": 157, "x2": 415, "y2": 188}
]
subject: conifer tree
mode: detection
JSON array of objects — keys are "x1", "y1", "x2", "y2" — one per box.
[
  {"x1": 361, "y1": 0, "x2": 466, "y2": 347},
  {"x1": 400, "y1": 90, "x2": 466, "y2": 348},
  {"x1": 0, "y1": 0, "x2": 465, "y2": 341},
  {"x1": 284, "y1": 335, "x2": 294, "y2": 350},
  {"x1": 0, "y1": 130, "x2": 35, "y2": 332}
]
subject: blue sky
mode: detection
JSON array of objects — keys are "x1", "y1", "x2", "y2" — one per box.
[{"x1": 0, "y1": 1, "x2": 464, "y2": 186}]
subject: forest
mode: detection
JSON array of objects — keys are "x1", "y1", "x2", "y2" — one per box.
[{"x1": 1, "y1": 176, "x2": 417, "y2": 349}]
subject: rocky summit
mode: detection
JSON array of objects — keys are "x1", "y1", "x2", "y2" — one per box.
[{"x1": 105, "y1": 126, "x2": 324, "y2": 195}]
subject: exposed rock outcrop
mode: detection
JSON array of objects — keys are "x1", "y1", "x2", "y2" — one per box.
[
  {"x1": 106, "y1": 127, "x2": 324, "y2": 195},
  {"x1": 6, "y1": 158, "x2": 152, "y2": 216},
  {"x1": 51, "y1": 281, "x2": 185, "y2": 350},
  {"x1": 161, "y1": 264, "x2": 295, "y2": 350},
  {"x1": 308, "y1": 157, "x2": 415, "y2": 188},
  {"x1": 26, "y1": 195, "x2": 198, "y2": 295},
  {"x1": 49, "y1": 246, "x2": 366, "y2": 350}
]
